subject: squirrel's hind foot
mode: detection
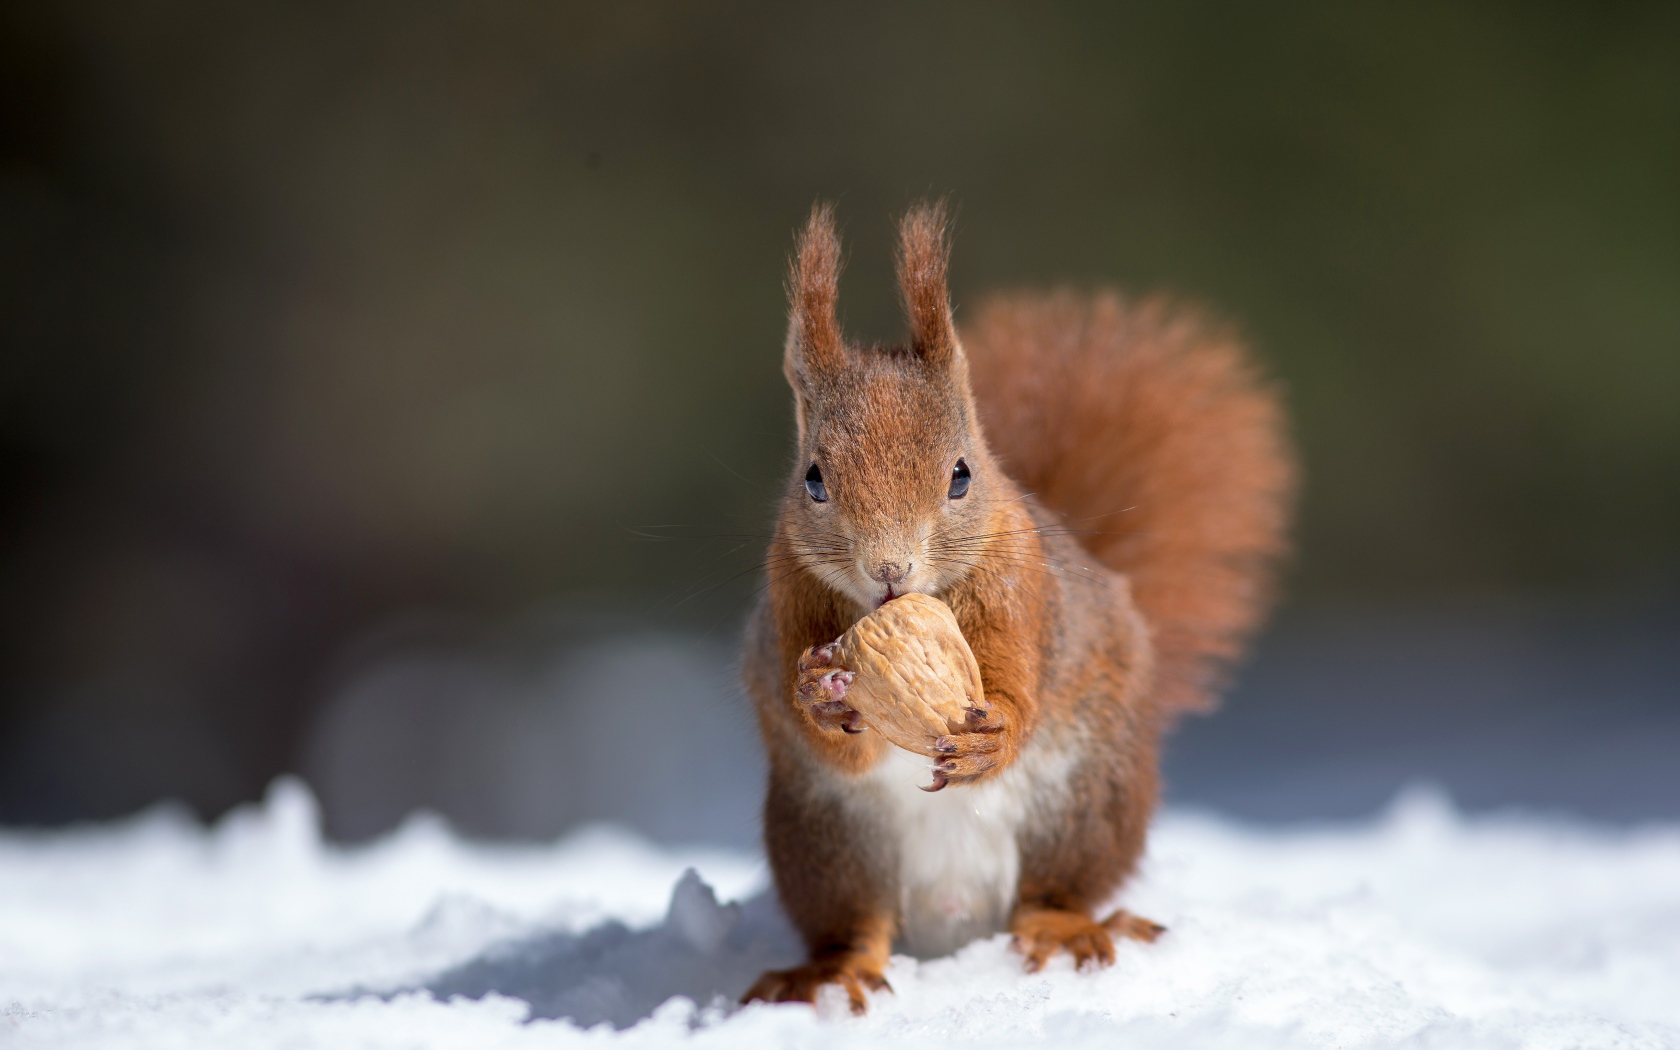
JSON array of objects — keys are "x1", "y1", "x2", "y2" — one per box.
[
  {"x1": 1011, "y1": 906, "x2": 1166, "y2": 973},
  {"x1": 1103, "y1": 908, "x2": 1167, "y2": 944},
  {"x1": 741, "y1": 953, "x2": 891, "y2": 1014}
]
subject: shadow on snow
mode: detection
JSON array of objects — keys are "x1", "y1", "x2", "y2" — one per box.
[{"x1": 409, "y1": 871, "x2": 804, "y2": 1029}]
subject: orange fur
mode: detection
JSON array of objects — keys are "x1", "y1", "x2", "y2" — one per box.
[
  {"x1": 742, "y1": 202, "x2": 1294, "y2": 1011},
  {"x1": 964, "y1": 292, "x2": 1296, "y2": 716}
]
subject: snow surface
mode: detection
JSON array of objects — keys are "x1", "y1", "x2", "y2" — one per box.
[{"x1": 3, "y1": 778, "x2": 1678, "y2": 1049}]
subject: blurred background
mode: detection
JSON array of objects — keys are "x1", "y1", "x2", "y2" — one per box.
[{"x1": 2, "y1": 2, "x2": 1677, "y2": 843}]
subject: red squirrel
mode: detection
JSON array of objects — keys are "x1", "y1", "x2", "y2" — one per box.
[{"x1": 741, "y1": 202, "x2": 1294, "y2": 1012}]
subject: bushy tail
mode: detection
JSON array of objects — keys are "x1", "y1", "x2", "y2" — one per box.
[{"x1": 963, "y1": 291, "x2": 1296, "y2": 719}]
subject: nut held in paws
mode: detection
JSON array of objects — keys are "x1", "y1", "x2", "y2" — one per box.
[{"x1": 833, "y1": 593, "x2": 986, "y2": 755}]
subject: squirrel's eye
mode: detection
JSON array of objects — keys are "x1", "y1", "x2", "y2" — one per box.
[
  {"x1": 805, "y1": 462, "x2": 829, "y2": 502},
  {"x1": 948, "y1": 458, "x2": 971, "y2": 499}
]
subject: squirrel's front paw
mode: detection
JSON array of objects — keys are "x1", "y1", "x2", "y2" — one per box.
[
  {"x1": 923, "y1": 705, "x2": 1008, "y2": 790},
  {"x1": 796, "y1": 643, "x2": 865, "y2": 734}
]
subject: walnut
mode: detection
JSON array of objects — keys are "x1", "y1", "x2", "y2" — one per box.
[{"x1": 834, "y1": 593, "x2": 988, "y2": 755}]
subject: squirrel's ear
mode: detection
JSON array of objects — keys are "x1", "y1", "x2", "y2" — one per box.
[
  {"x1": 897, "y1": 199, "x2": 960, "y2": 369},
  {"x1": 783, "y1": 202, "x2": 847, "y2": 391}
]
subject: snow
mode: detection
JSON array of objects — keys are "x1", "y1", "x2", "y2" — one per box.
[{"x1": 4, "y1": 779, "x2": 1678, "y2": 1049}]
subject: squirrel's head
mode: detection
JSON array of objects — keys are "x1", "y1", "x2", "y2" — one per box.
[{"x1": 779, "y1": 201, "x2": 1001, "y2": 612}]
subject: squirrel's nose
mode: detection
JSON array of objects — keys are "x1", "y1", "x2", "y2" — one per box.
[{"x1": 873, "y1": 561, "x2": 910, "y2": 584}]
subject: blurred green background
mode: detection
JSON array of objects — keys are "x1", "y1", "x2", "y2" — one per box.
[{"x1": 2, "y1": 1, "x2": 1677, "y2": 826}]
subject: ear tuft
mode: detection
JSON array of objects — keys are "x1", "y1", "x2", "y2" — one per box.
[
  {"x1": 784, "y1": 202, "x2": 847, "y2": 388},
  {"x1": 897, "y1": 199, "x2": 958, "y2": 366}
]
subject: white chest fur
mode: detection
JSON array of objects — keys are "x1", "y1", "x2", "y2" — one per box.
[{"x1": 853, "y1": 736, "x2": 1078, "y2": 959}]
